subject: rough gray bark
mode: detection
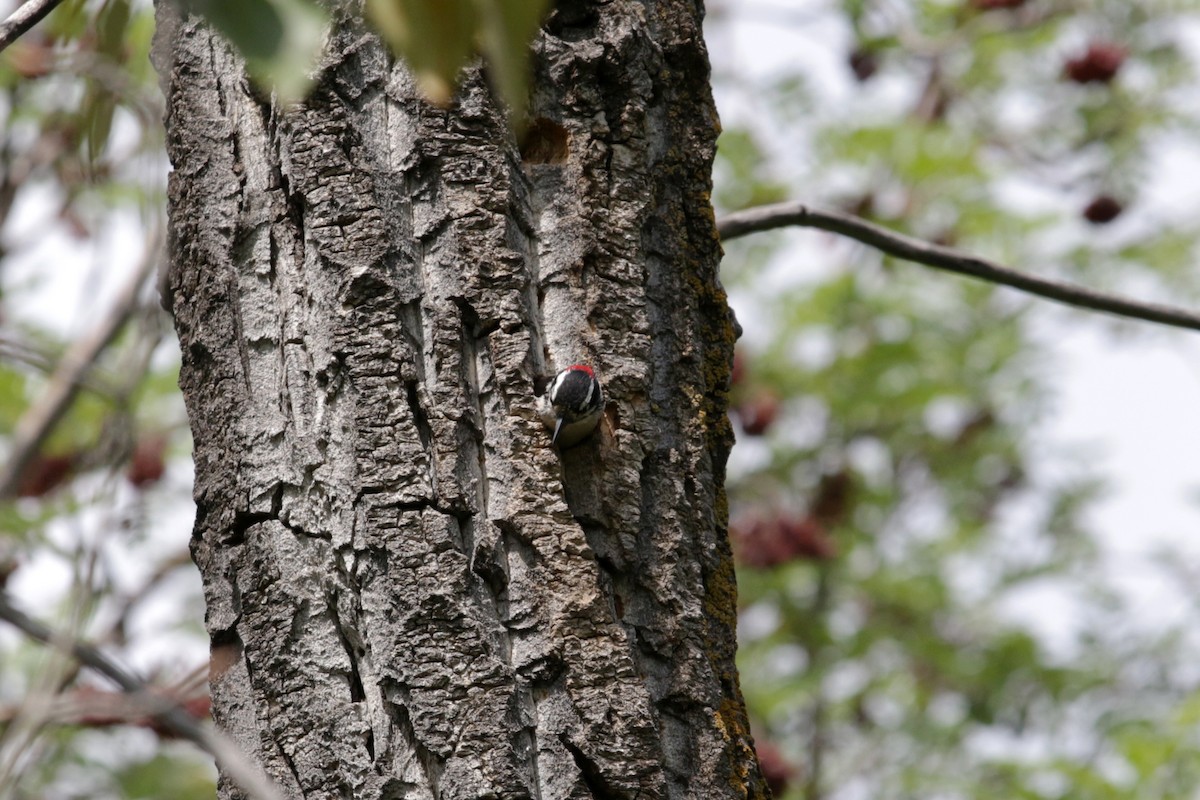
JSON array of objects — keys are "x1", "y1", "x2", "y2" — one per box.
[{"x1": 154, "y1": 1, "x2": 765, "y2": 798}]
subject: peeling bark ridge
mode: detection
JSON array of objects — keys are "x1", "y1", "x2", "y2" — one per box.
[{"x1": 154, "y1": 1, "x2": 766, "y2": 798}]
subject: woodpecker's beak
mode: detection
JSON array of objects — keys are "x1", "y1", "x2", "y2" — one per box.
[{"x1": 553, "y1": 417, "x2": 564, "y2": 444}]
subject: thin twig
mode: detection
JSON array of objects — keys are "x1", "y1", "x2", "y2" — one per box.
[
  {"x1": 0, "y1": 230, "x2": 162, "y2": 499},
  {"x1": 717, "y1": 201, "x2": 1200, "y2": 333},
  {"x1": 0, "y1": 0, "x2": 66, "y2": 54},
  {"x1": 0, "y1": 334, "x2": 120, "y2": 395},
  {"x1": 0, "y1": 662, "x2": 209, "y2": 731},
  {"x1": 0, "y1": 593, "x2": 283, "y2": 800},
  {"x1": 104, "y1": 549, "x2": 192, "y2": 646},
  {"x1": 0, "y1": 581, "x2": 89, "y2": 788},
  {"x1": 803, "y1": 565, "x2": 832, "y2": 800}
]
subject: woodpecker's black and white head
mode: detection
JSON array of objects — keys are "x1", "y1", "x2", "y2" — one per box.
[{"x1": 539, "y1": 364, "x2": 604, "y2": 447}]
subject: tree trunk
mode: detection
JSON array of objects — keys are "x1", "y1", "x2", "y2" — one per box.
[{"x1": 154, "y1": 1, "x2": 764, "y2": 797}]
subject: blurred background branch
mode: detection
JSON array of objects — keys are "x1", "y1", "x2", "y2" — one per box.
[
  {"x1": 0, "y1": 0, "x2": 67, "y2": 54},
  {"x1": 718, "y1": 201, "x2": 1200, "y2": 332},
  {"x1": 0, "y1": 228, "x2": 161, "y2": 499}
]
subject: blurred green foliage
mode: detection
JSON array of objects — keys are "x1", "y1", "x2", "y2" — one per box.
[
  {"x1": 180, "y1": 0, "x2": 552, "y2": 111},
  {"x1": 180, "y1": 0, "x2": 327, "y2": 102},
  {"x1": 715, "y1": 1, "x2": 1200, "y2": 798},
  {"x1": 0, "y1": 0, "x2": 200, "y2": 796},
  {"x1": 367, "y1": 0, "x2": 551, "y2": 112}
]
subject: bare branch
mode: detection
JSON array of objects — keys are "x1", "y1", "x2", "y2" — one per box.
[
  {"x1": 0, "y1": 0, "x2": 66, "y2": 54},
  {"x1": 0, "y1": 665, "x2": 208, "y2": 731},
  {"x1": 0, "y1": 231, "x2": 161, "y2": 499},
  {"x1": 717, "y1": 201, "x2": 1200, "y2": 333},
  {"x1": 0, "y1": 334, "x2": 120, "y2": 395},
  {"x1": 0, "y1": 592, "x2": 284, "y2": 800}
]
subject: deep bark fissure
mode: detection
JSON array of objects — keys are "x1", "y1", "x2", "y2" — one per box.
[
  {"x1": 273, "y1": 730, "x2": 305, "y2": 795},
  {"x1": 331, "y1": 592, "x2": 368, "y2": 704},
  {"x1": 403, "y1": 379, "x2": 433, "y2": 451},
  {"x1": 561, "y1": 735, "x2": 626, "y2": 800}
]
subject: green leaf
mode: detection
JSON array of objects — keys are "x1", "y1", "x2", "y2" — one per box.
[
  {"x1": 200, "y1": 0, "x2": 285, "y2": 61},
  {"x1": 113, "y1": 751, "x2": 216, "y2": 800},
  {"x1": 78, "y1": 0, "x2": 131, "y2": 162},
  {"x1": 83, "y1": 90, "x2": 116, "y2": 164},
  {"x1": 366, "y1": 0, "x2": 550, "y2": 115},
  {"x1": 474, "y1": 0, "x2": 552, "y2": 117},
  {"x1": 96, "y1": 0, "x2": 131, "y2": 56},
  {"x1": 0, "y1": 365, "x2": 29, "y2": 433},
  {"x1": 185, "y1": 0, "x2": 329, "y2": 103},
  {"x1": 45, "y1": 0, "x2": 92, "y2": 39},
  {"x1": 366, "y1": 0, "x2": 477, "y2": 105}
]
